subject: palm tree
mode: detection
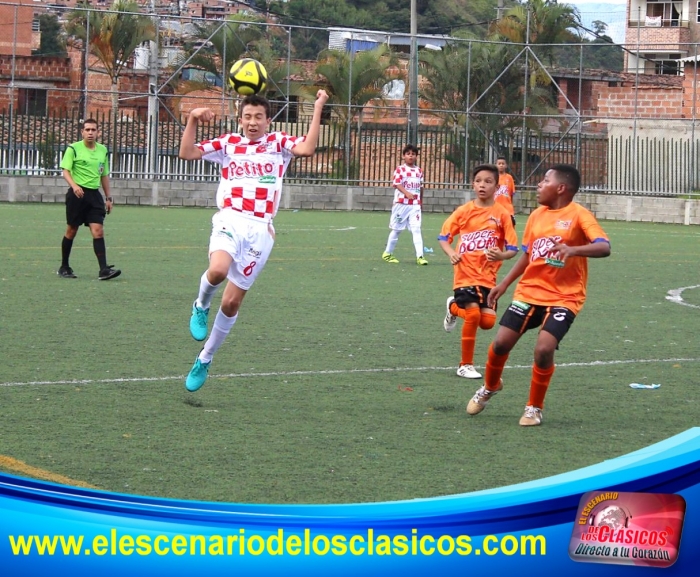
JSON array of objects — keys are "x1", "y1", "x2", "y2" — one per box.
[
  {"x1": 180, "y1": 15, "x2": 263, "y2": 91},
  {"x1": 493, "y1": 0, "x2": 581, "y2": 66},
  {"x1": 313, "y1": 45, "x2": 399, "y2": 126},
  {"x1": 419, "y1": 35, "x2": 558, "y2": 175},
  {"x1": 176, "y1": 15, "x2": 301, "y2": 115},
  {"x1": 67, "y1": 1, "x2": 155, "y2": 117},
  {"x1": 311, "y1": 45, "x2": 400, "y2": 181}
]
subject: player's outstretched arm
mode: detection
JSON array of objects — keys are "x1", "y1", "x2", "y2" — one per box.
[
  {"x1": 179, "y1": 108, "x2": 214, "y2": 160},
  {"x1": 293, "y1": 90, "x2": 329, "y2": 157}
]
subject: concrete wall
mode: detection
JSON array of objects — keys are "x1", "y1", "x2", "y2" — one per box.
[{"x1": 1, "y1": 176, "x2": 698, "y2": 225}]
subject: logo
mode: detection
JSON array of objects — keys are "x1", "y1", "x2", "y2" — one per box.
[
  {"x1": 458, "y1": 229, "x2": 498, "y2": 254},
  {"x1": 246, "y1": 247, "x2": 262, "y2": 258},
  {"x1": 494, "y1": 185, "x2": 509, "y2": 198},
  {"x1": 227, "y1": 160, "x2": 275, "y2": 179},
  {"x1": 555, "y1": 219, "x2": 572, "y2": 230},
  {"x1": 216, "y1": 229, "x2": 234, "y2": 240},
  {"x1": 552, "y1": 311, "x2": 567, "y2": 321},
  {"x1": 569, "y1": 491, "x2": 686, "y2": 568},
  {"x1": 258, "y1": 175, "x2": 276, "y2": 183},
  {"x1": 545, "y1": 257, "x2": 565, "y2": 268},
  {"x1": 510, "y1": 300, "x2": 531, "y2": 311},
  {"x1": 531, "y1": 235, "x2": 564, "y2": 266}
]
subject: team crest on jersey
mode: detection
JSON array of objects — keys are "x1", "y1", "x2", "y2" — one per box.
[{"x1": 555, "y1": 219, "x2": 572, "y2": 230}]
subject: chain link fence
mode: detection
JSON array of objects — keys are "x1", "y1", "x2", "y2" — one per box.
[{"x1": 2, "y1": 2, "x2": 700, "y2": 196}]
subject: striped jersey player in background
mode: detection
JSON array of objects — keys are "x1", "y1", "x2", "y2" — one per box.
[
  {"x1": 178, "y1": 90, "x2": 329, "y2": 392},
  {"x1": 382, "y1": 144, "x2": 429, "y2": 266}
]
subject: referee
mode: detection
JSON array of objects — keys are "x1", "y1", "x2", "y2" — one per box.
[{"x1": 58, "y1": 118, "x2": 121, "y2": 280}]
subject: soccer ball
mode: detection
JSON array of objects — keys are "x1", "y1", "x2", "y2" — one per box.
[{"x1": 228, "y1": 58, "x2": 267, "y2": 96}]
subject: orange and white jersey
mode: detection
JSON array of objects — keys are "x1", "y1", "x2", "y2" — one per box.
[
  {"x1": 197, "y1": 132, "x2": 304, "y2": 222},
  {"x1": 392, "y1": 164, "x2": 423, "y2": 205},
  {"x1": 514, "y1": 202, "x2": 610, "y2": 314},
  {"x1": 439, "y1": 201, "x2": 518, "y2": 290},
  {"x1": 495, "y1": 173, "x2": 515, "y2": 215}
]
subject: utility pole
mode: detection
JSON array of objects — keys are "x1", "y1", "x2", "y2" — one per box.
[
  {"x1": 147, "y1": 1, "x2": 160, "y2": 179},
  {"x1": 497, "y1": 0, "x2": 504, "y2": 20},
  {"x1": 408, "y1": 0, "x2": 418, "y2": 145}
]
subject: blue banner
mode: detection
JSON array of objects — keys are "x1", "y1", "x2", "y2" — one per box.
[{"x1": 2, "y1": 428, "x2": 699, "y2": 575}]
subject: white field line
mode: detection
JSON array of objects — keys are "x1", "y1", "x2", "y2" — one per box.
[
  {"x1": 1, "y1": 357, "x2": 697, "y2": 388},
  {"x1": 666, "y1": 285, "x2": 700, "y2": 309}
]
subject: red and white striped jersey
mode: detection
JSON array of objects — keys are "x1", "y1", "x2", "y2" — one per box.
[
  {"x1": 196, "y1": 132, "x2": 304, "y2": 221},
  {"x1": 392, "y1": 163, "x2": 424, "y2": 205}
]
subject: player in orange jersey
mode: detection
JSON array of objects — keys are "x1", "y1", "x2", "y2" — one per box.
[
  {"x1": 466, "y1": 164, "x2": 611, "y2": 426},
  {"x1": 439, "y1": 164, "x2": 518, "y2": 379},
  {"x1": 495, "y1": 156, "x2": 516, "y2": 226}
]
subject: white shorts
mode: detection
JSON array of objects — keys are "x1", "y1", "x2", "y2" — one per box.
[
  {"x1": 389, "y1": 204, "x2": 422, "y2": 232},
  {"x1": 208, "y1": 210, "x2": 275, "y2": 291}
]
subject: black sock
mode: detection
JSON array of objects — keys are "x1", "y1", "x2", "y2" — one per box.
[
  {"x1": 93, "y1": 238, "x2": 107, "y2": 269},
  {"x1": 61, "y1": 237, "x2": 73, "y2": 268}
]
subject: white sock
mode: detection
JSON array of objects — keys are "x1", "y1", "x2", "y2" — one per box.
[
  {"x1": 200, "y1": 309, "x2": 238, "y2": 363},
  {"x1": 385, "y1": 230, "x2": 401, "y2": 254},
  {"x1": 196, "y1": 272, "x2": 221, "y2": 310},
  {"x1": 412, "y1": 230, "x2": 424, "y2": 258}
]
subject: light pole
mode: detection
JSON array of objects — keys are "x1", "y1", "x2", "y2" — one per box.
[{"x1": 408, "y1": 0, "x2": 418, "y2": 145}]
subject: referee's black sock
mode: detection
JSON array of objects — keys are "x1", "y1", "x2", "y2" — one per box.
[
  {"x1": 93, "y1": 238, "x2": 107, "y2": 269},
  {"x1": 61, "y1": 236, "x2": 73, "y2": 267}
]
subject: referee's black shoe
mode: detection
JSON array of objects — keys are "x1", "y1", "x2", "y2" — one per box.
[
  {"x1": 57, "y1": 266, "x2": 77, "y2": 278},
  {"x1": 98, "y1": 265, "x2": 121, "y2": 281}
]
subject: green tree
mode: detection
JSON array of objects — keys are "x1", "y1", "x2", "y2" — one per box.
[
  {"x1": 420, "y1": 34, "x2": 557, "y2": 173},
  {"x1": 312, "y1": 44, "x2": 399, "y2": 181},
  {"x1": 271, "y1": 0, "x2": 379, "y2": 59},
  {"x1": 67, "y1": 0, "x2": 155, "y2": 116},
  {"x1": 34, "y1": 14, "x2": 67, "y2": 57},
  {"x1": 181, "y1": 15, "x2": 263, "y2": 86},
  {"x1": 313, "y1": 44, "x2": 399, "y2": 125},
  {"x1": 177, "y1": 15, "x2": 302, "y2": 110},
  {"x1": 493, "y1": 0, "x2": 581, "y2": 64}
]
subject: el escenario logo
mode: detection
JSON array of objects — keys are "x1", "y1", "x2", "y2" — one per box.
[{"x1": 569, "y1": 491, "x2": 686, "y2": 568}]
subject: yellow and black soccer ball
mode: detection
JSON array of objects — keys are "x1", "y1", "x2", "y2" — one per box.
[{"x1": 228, "y1": 58, "x2": 268, "y2": 96}]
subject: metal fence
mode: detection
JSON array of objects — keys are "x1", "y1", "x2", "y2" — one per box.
[{"x1": 2, "y1": 2, "x2": 700, "y2": 196}]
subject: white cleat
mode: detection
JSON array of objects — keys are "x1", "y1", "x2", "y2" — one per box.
[{"x1": 444, "y1": 297, "x2": 457, "y2": 332}]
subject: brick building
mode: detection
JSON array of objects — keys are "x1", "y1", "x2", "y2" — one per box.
[
  {"x1": 624, "y1": 0, "x2": 700, "y2": 74},
  {"x1": 0, "y1": 0, "x2": 35, "y2": 56}
]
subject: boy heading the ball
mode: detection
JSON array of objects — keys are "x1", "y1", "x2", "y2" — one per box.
[
  {"x1": 438, "y1": 164, "x2": 518, "y2": 380},
  {"x1": 179, "y1": 90, "x2": 329, "y2": 391},
  {"x1": 467, "y1": 165, "x2": 611, "y2": 426}
]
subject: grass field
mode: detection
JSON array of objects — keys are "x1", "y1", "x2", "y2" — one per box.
[{"x1": 1, "y1": 203, "x2": 699, "y2": 504}]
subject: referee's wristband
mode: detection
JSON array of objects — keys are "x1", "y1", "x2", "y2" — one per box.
[{"x1": 105, "y1": 197, "x2": 113, "y2": 202}]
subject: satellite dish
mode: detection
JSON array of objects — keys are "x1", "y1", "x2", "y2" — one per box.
[{"x1": 382, "y1": 79, "x2": 405, "y2": 99}]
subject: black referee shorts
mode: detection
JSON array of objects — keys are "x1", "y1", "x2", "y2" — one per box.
[{"x1": 65, "y1": 187, "x2": 106, "y2": 227}]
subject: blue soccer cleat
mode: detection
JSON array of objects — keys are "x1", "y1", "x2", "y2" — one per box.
[
  {"x1": 190, "y1": 301, "x2": 209, "y2": 341},
  {"x1": 185, "y1": 356, "x2": 211, "y2": 392}
]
